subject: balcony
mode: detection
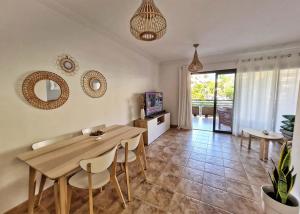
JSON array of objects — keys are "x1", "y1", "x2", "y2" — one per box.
[{"x1": 192, "y1": 99, "x2": 233, "y2": 132}]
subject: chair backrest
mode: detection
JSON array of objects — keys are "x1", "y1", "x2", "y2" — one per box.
[
  {"x1": 217, "y1": 108, "x2": 232, "y2": 125},
  {"x1": 32, "y1": 131, "x2": 81, "y2": 150},
  {"x1": 120, "y1": 134, "x2": 142, "y2": 151},
  {"x1": 81, "y1": 124, "x2": 106, "y2": 135},
  {"x1": 79, "y1": 145, "x2": 118, "y2": 173}
]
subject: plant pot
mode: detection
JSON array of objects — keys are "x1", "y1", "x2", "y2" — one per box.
[{"x1": 261, "y1": 185, "x2": 299, "y2": 214}]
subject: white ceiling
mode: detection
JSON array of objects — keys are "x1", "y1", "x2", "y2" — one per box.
[{"x1": 41, "y1": 0, "x2": 300, "y2": 62}]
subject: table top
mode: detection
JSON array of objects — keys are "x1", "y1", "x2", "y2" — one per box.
[
  {"x1": 243, "y1": 128, "x2": 283, "y2": 140},
  {"x1": 18, "y1": 125, "x2": 146, "y2": 179}
]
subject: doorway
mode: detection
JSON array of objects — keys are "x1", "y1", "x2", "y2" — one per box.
[{"x1": 191, "y1": 69, "x2": 236, "y2": 133}]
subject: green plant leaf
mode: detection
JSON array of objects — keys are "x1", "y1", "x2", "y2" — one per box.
[
  {"x1": 281, "y1": 150, "x2": 291, "y2": 173},
  {"x1": 278, "y1": 142, "x2": 288, "y2": 170},
  {"x1": 278, "y1": 170, "x2": 288, "y2": 204},
  {"x1": 268, "y1": 172, "x2": 277, "y2": 194},
  {"x1": 289, "y1": 174, "x2": 297, "y2": 194},
  {"x1": 286, "y1": 168, "x2": 293, "y2": 194}
]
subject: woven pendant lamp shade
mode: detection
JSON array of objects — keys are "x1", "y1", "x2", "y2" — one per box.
[
  {"x1": 188, "y1": 44, "x2": 203, "y2": 72},
  {"x1": 130, "y1": 0, "x2": 167, "y2": 41}
]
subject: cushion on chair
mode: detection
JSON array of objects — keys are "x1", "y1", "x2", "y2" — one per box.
[
  {"x1": 116, "y1": 148, "x2": 136, "y2": 163},
  {"x1": 68, "y1": 170, "x2": 110, "y2": 189}
]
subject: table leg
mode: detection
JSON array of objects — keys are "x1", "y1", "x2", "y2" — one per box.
[
  {"x1": 248, "y1": 135, "x2": 252, "y2": 150},
  {"x1": 259, "y1": 139, "x2": 264, "y2": 160},
  {"x1": 260, "y1": 139, "x2": 269, "y2": 161},
  {"x1": 140, "y1": 136, "x2": 148, "y2": 170},
  {"x1": 28, "y1": 167, "x2": 37, "y2": 214},
  {"x1": 263, "y1": 140, "x2": 269, "y2": 161},
  {"x1": 240, "y1": 130, "x2": 244, "y2": 147},
  {"x1": 58, "y1": 176, "x2": 67, "y2": 214}
]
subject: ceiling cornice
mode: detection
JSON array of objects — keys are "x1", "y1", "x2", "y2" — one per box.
[
  {"x1": 160, "y1": 41, "x2": 300, "y2": 66},
  {"x1": 35, "y1": 0, "x2": 160, "y2": 64}
]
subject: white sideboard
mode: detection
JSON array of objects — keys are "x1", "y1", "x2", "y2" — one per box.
[{"x1": 134, "y1": 112, "x2": 170, "y2": 145}]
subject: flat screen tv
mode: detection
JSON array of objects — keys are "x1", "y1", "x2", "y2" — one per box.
[{"x1": 145, "y1": 92, "x2": 163, "y2": 117}]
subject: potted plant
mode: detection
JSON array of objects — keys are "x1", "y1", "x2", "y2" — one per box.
[{"x1": 261, "y1": 142, "x2": 299, "y2": 214}]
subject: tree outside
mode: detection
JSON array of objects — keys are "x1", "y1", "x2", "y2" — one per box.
[{"x1": 191, "y1": 74, "x2": 234, "y2": 101}]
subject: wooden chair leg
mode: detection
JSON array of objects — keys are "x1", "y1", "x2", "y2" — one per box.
[
  {"x1": 111, "y1": 176, "x2": 127, "y2": 208},
  {"x1": 137, "y1": 156, "x2": 147, "y2": 180},
  {"x1": 87, "y1": 169, "x2": 94, "y2": 214},
  {"x1": 54, "y1": 182, "x2": 60, "y2": 214},
  {"x1": 140, "y1": 137, "x2": 148, "y2": 170},
  {"x1": 28, "y1": 167, "x2": 37, "y2": 214},
  {"x1": 67, "y1": 186, "x2": 72, "y2": 214},
  {"x1": 124, "y1": 162, "x2": 131, "y2": 201},
  {"x1": 36, "y1": 174, "x2": 47, "y2": 206}
]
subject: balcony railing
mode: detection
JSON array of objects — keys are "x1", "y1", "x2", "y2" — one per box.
[{"x1": 192, "y1": 99, "x2": 233, "y2": 108}]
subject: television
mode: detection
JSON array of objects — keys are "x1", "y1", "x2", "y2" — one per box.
[{"x1": 145, "y1": 92, "x2": 163, "y2": 117}]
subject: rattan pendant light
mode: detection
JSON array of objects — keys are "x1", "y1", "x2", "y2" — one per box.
[
  {"x1": 130, "y1": 0, "x2": 167, "y2": 41},
  {"x1": 188, "y1": 44, "x2": 203, "y2": 72}
]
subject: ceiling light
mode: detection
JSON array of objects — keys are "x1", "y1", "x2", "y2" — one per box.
[
  {"x1": 130, "y1": 0, "x2": 167, "y2": 41},
  {"x1": 188, "y1": 44, "x2": 203, "y2": 72}
]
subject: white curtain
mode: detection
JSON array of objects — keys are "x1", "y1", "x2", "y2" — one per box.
[
  {"x1": 275, "y1": 55, "x2": 300, "y2": 131},
  {"x1": 233, "y1": 58, "x2": 279, "y2": 135},
  {"x1": 178, "y1": 66, "x2": 192, "y2": 129},
  {"x1": 233, "y1": 53, "x2": 300, "y2": 135}
]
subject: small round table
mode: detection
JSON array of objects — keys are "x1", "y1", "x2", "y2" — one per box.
[{"x1": 240, "y1": 128, "x2": 284, "y2": 161}]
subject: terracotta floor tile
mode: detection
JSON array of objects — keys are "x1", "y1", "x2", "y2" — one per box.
[
  {"x1": 223, "y1": 159, "x2": 244, "y2": 171},
  {"x1": 155, "y1": 172, "x2": 181, "y2": 191},
  {"x1": 168, "y1": 193, "x2": 229, "y2": 214},
  {"x1": 169, "y1": 155, "x2": 188, "y2": 167},
  {"x1": 179, "y1": 167, "x2": 204, "y2": 183},
  {"x1": 225, "y1": 193, "x2": 262, "y2": 214},
  {"x1": 226, "y1": 178, "x2": 255, "y2": 200},
  {"x1": 200, "y1": 185, "x2": 228, "y2": 209},
  {"x1": 204, "y1": 163, "x2": 225, "y2": 176},
  {"x1": 175, "y1": 178, "x2": 203, "y2": 200},
  {"x1": 144, "y1": 185, "x2": 174, "y2": 211},
  {"x1": 247, "y1": 174, "x2": 271, "y2": 186},
  {"x1": 187, "y1": 159, "x2": 205, "y2": 171},
  {"x1": 203, "y1": 172, "x2": 226, "y2": 190},
  {"x1": 205, "y1": 155, "x2": 224, "y2": 166},
  {"x1": 225, "y1": 168, "x2": 249, "y2": 184},
  {"x1": 164, "y1": 163, "x2": 183, "y2": 177},
  {"x1": 190, "y1": 152, "x2": 206, "y2": 162}
]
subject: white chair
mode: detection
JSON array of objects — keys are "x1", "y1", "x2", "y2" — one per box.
[
  {"x1": 117, "y1": 134, "x2": 146, "y2": 201},
  {"x1": 31, "y1": 131, "x2": 80, "y2": 210},
  {"x1": 68, "y1": 145, "x2": 126, "y2": 214},
  {"x1": 81, "y1": 124, "x2": 106, "y2": 135}
]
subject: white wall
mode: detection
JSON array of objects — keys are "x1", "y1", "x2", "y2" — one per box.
[
  {"x1": 159, "y1": 57, "x2": 237, "y2": 125},
  {"x1": 0, "y1": 0, "x2": 159, "y2": 212},
  {"x1": 292, "y1": 87, "x2": 300, "y2": 202}
]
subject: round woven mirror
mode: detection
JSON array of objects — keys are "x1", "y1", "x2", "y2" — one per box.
[
  {"x1": 57, "y1": 54, "x2": 78, "y2": 75},
  {"x1": 82, "y1": 70, "x2": 107, "y2": 98},
  {"x1": 22, "y1": 71, "x2": 69, "y2": 110}
]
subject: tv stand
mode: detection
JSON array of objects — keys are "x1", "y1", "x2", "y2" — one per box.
[{"x1": 134, "y1": 112, "x2": 170, "y2": 145}]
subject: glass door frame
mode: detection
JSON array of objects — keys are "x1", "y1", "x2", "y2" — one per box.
[{"x1": 212, "y1": 69, "x2": 237, "y2": 134}]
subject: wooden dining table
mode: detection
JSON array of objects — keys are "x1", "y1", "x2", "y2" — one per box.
[{"x1": 17, "y1": 125, "x2": 147, "y2": 214}]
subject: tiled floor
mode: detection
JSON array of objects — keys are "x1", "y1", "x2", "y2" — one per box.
[
  {"x1": 192, "y1": 116, "x2": 231, "y2": 132},
  {"x1": 9, "y1": 128, "x2": 282, "y2": 214}
]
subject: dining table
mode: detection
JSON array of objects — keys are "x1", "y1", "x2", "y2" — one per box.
[{"x1": 17, "y1": 125, "x2": 147, "y2": 214}]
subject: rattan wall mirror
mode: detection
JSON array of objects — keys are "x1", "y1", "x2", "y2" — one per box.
[
  {"x1": 81, "y1": 70, "x2": 107, "y2": 98},
  {"x1": 22, "y1": 71, "x2": 69, "y2": 110},
  {"x1": 57, "y1": 54, "x2": 78, "y2": 75}
]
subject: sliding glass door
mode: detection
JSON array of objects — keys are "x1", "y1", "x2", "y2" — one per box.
[{"x1": 213, "y1": 70, "x2": 236, "y2": 133}]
